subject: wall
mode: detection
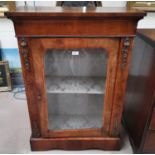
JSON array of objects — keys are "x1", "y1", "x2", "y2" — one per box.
[
  {"x1": 0, "y1": 1, "x2": 155, "y2": 85},
  {"x1": 138, "y1": 13, "x2": 155, "y2": 28},
  {"x1": 0, "y1": 1, "x2": 57, "y2": 68}
]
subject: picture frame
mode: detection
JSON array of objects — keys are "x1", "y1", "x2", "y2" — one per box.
[
  {"x1": 0, "y1": 61, "x2": 11, "y2": 91},
  {"x1": 0, "y1": 1, "x2": 16, "y2": 17},
  {"x1": 127, "y1": 1, "x2": 155, "y2": 12}
]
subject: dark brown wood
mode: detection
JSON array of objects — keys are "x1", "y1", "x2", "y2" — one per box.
[
  {"x1": 109, "y1": 37, "x2": 134, "y2": 136},
  {"x1": 5, "y1": 7, "x2": 145, "y2": 151},
  {"x1": 13, "y1": 19, "x2": 138, "y2": 37},
  {"x1": 5, "y1": 7, "x2": 145, "y2": 37},
  {"x1": 137, "y1": 29, "x2": 155, "y2": 46},
  {"x1": 5, "y1": 6, "x2": 145, "y2": 18},
  {"x1": 143, "y1": 130, "x2": 155, "y2": 153},
  {"x1": 150, "y1": 108, "x2": 155, "y2": 130},
  {"x1": 30, "y1": 137, "x2": 120, "y2": 151},
  {"x1": 17, "y1": 38, "x2": 41, "y2": 138},
  {"x1": 123, "y1": 29, "x2": 155, "y2": 153}
]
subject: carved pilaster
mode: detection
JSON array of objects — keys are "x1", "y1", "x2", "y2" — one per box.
[
  {"x1": 20, "y1": 38, "x2": 30, "y2": 71},
  {"x1": 121, "y1": 37, "x2": 130, "y2": 69}
]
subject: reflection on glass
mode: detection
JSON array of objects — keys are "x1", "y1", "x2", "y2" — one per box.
[{"x1": 44, "y1": 48, "x2": 107, "y2": 130}]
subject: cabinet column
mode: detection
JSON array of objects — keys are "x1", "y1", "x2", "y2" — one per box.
[{"x1": 109, "y1": 37, "x2": 134, "y2": 136}]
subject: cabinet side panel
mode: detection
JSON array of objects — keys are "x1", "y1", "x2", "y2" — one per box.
[
  {"x1": 143, "y1": 130, "x2": 155, "y2": 153},
  {"x1": 123, "y1": 35, "x2": 155, "y2": 152}
]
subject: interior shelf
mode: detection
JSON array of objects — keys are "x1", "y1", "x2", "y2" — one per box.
[
  {"x1": 48, "y1": 114, "x2": 102, "y2": 130},
  {"x1": 46, "y1": 76, "x2": 105, "y2": 94}
]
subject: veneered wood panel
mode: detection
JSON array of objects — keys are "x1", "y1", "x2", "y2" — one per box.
[
  {"x1": 109, "y1": 37, "x2": 133, "y2": 136},
  {"x1": 5, "y1": 6, "x2": 146, "y2": 18},
  {"x1": 13, "y1": 19, "x2": 137, "y2": 36},
  {"x1": 6, "y1": 7, "x2": 145, "y2": 37},
  {"x1": 30, "y1": 137, "x2": 120, "y2": 151},
  {"x1": 17, "y1": 38, "x2": 41, "y2": 138}
]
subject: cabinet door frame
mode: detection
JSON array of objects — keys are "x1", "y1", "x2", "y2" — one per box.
[{"x1": 30, "y1": 37, "x2": 120, "y2": 138}]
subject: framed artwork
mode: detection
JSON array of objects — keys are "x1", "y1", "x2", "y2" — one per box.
[
  {"x1": 0, "y1": 1, "x2": 16, "y2": 17},
  {"x1": 0, "y1": 61, "x2": 11, "y2": 91},
  {"x1": 127, "y1": 1, "x2": 155, "y2": 12}
]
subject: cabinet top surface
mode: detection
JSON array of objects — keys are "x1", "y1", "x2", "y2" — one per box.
[
  {"x1": 137, "y1": 29, "x2": 155, "y2": 47},
  {"x1": 5, "y1": 6, "x2": 145, "y2": 19},
  {"x1": 138, "y1": 29, "x2": 155, "y2": 43}
]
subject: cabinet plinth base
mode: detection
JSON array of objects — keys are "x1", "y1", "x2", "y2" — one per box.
[{"x1": 30, "y1": 137, "x2": 120, "y2": 151}]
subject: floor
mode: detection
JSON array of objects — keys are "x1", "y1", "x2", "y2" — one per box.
[{"x1": 0, "y1": 88, "x2": 133, "y2": 154}]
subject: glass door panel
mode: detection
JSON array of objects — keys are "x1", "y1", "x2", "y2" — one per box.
[{"x1": 44, "y1": 48, "x2": 107, "y2": 130}]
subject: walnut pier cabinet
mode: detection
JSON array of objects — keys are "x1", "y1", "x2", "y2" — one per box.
[{"x1": 6, "y1": 7, "x2": 145, "y2": 151}]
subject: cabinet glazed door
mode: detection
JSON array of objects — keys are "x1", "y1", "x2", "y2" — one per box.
[{"x1": 30, "y1": 38, "x2": 119, "y2": 138}]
